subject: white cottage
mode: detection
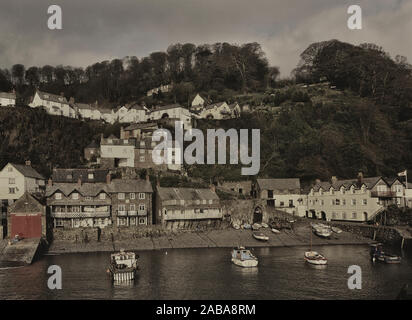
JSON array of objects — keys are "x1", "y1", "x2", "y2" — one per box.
[
  {"x1": 29, "y1": 90, "x2": 76, "y2": 118},
  {"x1": 0, "y1": 91, "x2": 16, "y2": 107}
]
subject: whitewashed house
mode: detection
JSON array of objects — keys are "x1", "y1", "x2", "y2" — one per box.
[
  {"x1": 100, "y1": 108, "x2": 117, "y2": 124},
  {"x1": 117, "y1": 104, "x2": 148, "y2": 123},
  {"x1": 29, "y1": 90, "x2": 76, "y2": 118},
  {"x1": 99, "y1": 134, "x2": 135, "y2": 168},
  {"x1": 0, "y1": 161, "x2": 45, "y2": 203},
  {"x1": 0, "y1": 91, "x2": 16, "y2": 107},
  {"x1": 198, "y1": 102, "x2": 231, "y2": 120},
  {"x1": 191, "y1": 93, "x2": 209, "y2": 108},
  {"x1": 228, "y1": 102, "x2": 241, "y2": 118},
  {"x1": 149, "y1": 104, "x2": 192, "y2": 129}
]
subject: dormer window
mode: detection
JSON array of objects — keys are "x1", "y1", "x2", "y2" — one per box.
[
  {"x1": 340, "y1": 187, "x2": 345, "y2": 195},
  {"x1": 67, "y1": 174, "x2": 73, "y2": 180},
  {"x1": 55, "y1": 193, "x2": 62, "y2": 200},
  {"x1": 72, "y1": 193, "x2": 79, "y2": 200},
  {"x1": 99, "y1": 193, "x2": 106, "y2": 200},
  {"x1": 88, "y1": 173, "x2": 94, "y2": 180}
]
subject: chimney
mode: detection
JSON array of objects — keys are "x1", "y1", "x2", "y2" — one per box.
[
  {"x1": 25, "y1": 160, "x2": 31, "y2": 166},
  {"x1": 69, "y1": 97, "x2": 75, "y2": 104},
  {"x1": 77, "y1": 177, "x2": 82, "y2": 186},
  {"x1": 48, "y1": 178, "x2": 53, "y2": 187},
  {"x1": 331, "y1": 176, "x2": 338, "y2": 185},
  {"x1": 146, "y1": 173, "x2": 150, "y2": 182},
  {"x1": 156, "y1": 178, "x2": 160, "y2": 188},
  {"x1": 106, "y1": 173, "x2": 111, "y2": 184},
  {"x1": 60, "y1": 92, "x2": 64, "y2": 97},
  {"x1": 315, "y1": 179, "x2": 321, "y2": 184},
  {"x1": 100, "y1": 133, "x2": 104, "y2": 142}
]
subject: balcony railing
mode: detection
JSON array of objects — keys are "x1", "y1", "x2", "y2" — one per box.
[
  {"x1": 117, "y1": 210, "x2": 128, "y2": 216},
  {"x1": 138, "y1": 210, "x2": 147, "y2": 216},
  {"x1": 51, "y1": 211, "x2": 110, "y2": 218},
  {"x1": 371, "y1": 191, "x2": 396, "y2": 198},
  {"x1": 128, "y1": 210, "x2": 137, "y2": 216}
]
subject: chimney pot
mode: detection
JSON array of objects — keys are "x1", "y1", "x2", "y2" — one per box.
[
  {"x1": 48, "y1": 178, "x2": 53, "y2": 187},
  {"x1": 77, "y1": 177, "x2": 82, "y2": 186},
  {"x1": 315, "y1": 179, "x2": 321, "y2": 184},
  {"x1": 25, "y1": 160, "x2": 31, "y2": 166},
  {"x1": 106, "y1": 173, "x2": 111, "y2": 184},
  {"x1": 331, "y1": 176, "x2": 338, "y2": 184},
  {"x1": 210, "y1": 183, "x2": 216, "y2": 193}
]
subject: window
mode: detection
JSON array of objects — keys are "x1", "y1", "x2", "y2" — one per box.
[
  {"x1": 99, "y1": 193, "x2": 106, "y2": 200},
  {"x1": 352, "y1": 199, "x2": 357, "y2": 206},
  {"x1": 9, "y1": 187, "x2": 15, "y2": 194},
  {"x1": 130, "y1": 193, "x2": 135, "y2": 199},
  {"x1": 362, "y1": 199, "x2": 367, "y2": 205},
  {"x1": 139, "y1": 218, "x2": 146, "y2": 225},
  {"x1": 342, "y1": 212, "x2": 347, "y2": 220},
  {"x1": 140, "y1": 149, "x2": 145, "y2": 154},
  {"x1": 279, "y1": 201, "x2": 284, "y2": 207},
  {"x1": 267, "y1": 190, "x2": 273, "y2": 198},
  {"x1": 352, "y1": 212, "x2": 357, "y2": 219},
  {"x1": 72, "y1": 193, "x2": 79, "y2": 200},
  {"x1": 139, "y1": 193, "x2": 145, "y2": 200},
  {"x1": 335, "y1": 199, "x2": 340, "y2": 206},
  {"x1": 66, "y1": 174, "x2": 73, "y2": 180},
  {"x1": 55, "y1": 219, "x2": 64, "y2": 227},
  {"x1": 88, "y1": 173, "x2": 94, "y2": 179},
  {"x1": 118, "y1": 204, "x2": 126, "y2": 211},
  {"x1": 8, "y1": 178, "x2": 15, "y2": 184},
  {"x1": 129, "y1": 217, "x2": 136, "y2": 225},
  {"x1": 139, "y1": 204, "x2": 146, "y2": 211},
  {"x1": 118, "y1": 193, "x2": 125, "y2": 200},
  {"x1": 8, "y1": 167, "x2": 13, "y2": 172},
  {"x1": 320, "y1": 200, "x2": 324, "y2": 206},
  {"x1": 55, "y1": 193, "x2": 62, "y2": 200},
  {"x1": 342, "y1": 199, "x2": 346, "y2": 206},
  {"x1": 289, "y1": 200, "x2": 293, "y2": 207},
  {"x1": 140, "y1": 156, "x2": 145, "y2": 162}
]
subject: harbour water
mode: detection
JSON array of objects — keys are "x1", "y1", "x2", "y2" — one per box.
[{"x1": 0, "y1": 244, "x2": 411, "y2": 300}]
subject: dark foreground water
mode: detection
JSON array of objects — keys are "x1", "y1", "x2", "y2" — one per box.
[{"x1": 0, "y1": 245, "x2": 411, "y2": 299}]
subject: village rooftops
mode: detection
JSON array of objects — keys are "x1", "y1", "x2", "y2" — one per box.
[
  {"x1": 51, "y1": 168, "x2": 109, "y2": 183},
  {"x1": 0, "y1": 92, "x2": 16, "y2": 99},
  {"x1": 256, "y1": 178, "x2": 301, "y2": 194},
  {"x1": 46, "y1": 178, "x2": 153, "y2": 198},
  {"x1": 124, "y1": 122, "x2": 159, "y2": 131},
  {"x1": 85, "y1": 141, "x2": 99, "y2": 149},
  {"x1": 35, "y1": 90, "x2": 68, "y2": 104},
  {"x1": 311, "y1": 176, "x2": 384, "y2": 192},
  {"x1": 157, "y1": 187, "x2": 219, "y2": 202},
  {"x1": 152, "y1": 104, "x2": 186, "y2": 112},
  {"x1": 9, "y1": 192, "x2": 45, "y2": 212},
  {"x1": 9, "y1": 163, "x2": 45, "y2": 180}
]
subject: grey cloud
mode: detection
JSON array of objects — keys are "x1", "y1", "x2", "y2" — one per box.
[{"x1": 0, "y1": 0, "x2": 410, "y2": 76}]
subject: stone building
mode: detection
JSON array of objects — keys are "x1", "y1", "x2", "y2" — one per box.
[
  {"x1": 45, "y1": 173, "x2": 153, "y2": 229},
  {"x1": 0, "y1": 91, "x2": 16, "y2": 107},
  {"x1": 218, "y1": 180, "x2": 252, "y2": 197},
  {"x1": 306, "y1": 174, "x2": 402, "y2": 222},
  {"x1": 255, "y1": 178, "x2": 306, "y2": 216},
  {"x1": 99, "y1": 134, "x2": 135, "y2": 168},
  {"x1": 155, "y1": 185, "x2": 222, "y2": 229},
  {"x1": 51, "y1": 168, "x2": 109, "y2": 183}
]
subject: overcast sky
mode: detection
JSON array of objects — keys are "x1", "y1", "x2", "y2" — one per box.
[{"x1": 0, "y1": 0, "x2": 411, "y2": 76}]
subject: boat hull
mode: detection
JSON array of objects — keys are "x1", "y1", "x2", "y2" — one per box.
[
  {"x1": 231, "y1": 258, "x2": 258, "y2": 268},
  {"x1": 304, "y1": 251, "x2": 328, "y2": 265},
  {"x1": 253, "y1": 234, "x2": 269, "y2": 241}
]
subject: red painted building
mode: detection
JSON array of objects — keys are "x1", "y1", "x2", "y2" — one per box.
[{"x1": 8, "y1": 192, "x2": 47, "y2": 239}]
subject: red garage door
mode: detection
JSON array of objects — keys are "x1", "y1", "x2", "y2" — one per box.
[{"x1": 11, "y1": 214, "x2": 42, "y2": 239}]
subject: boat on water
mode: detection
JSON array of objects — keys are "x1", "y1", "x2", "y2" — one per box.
[
  {"x1": 231, "y1": 247, "x2": 258, "y2": 268},
  {"x1": 304, "y1": 251, "x2": 328, "y2": 265},
  {"x1": 253, "y1": 232, "x2": 269, "y2": 241},
  {"x1": 370, "y1": 244, "x2": 401, "y2": 264},
  {"x1": 331, "y1": 226, "x2": 342, "y2": 234},
  {"x1": 271, "y1": 228, "x2": 280, "y2": 234},
  {"x1": 108, "y1": 249, "x2": 138, "y2": 282},
  {"x1": 305, "y1": 225, "x2": 327, "y2": 265}
]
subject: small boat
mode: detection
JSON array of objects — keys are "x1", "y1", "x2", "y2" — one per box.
[
  {"x1": 253, "y1": 232, "x2": 269, "y2": 241},
  {"x1": 384, "y1": 254, "x2": 402, "y2": 264},
  {"x1": 304, "y1": 251, "x2": 328, "y2": 265},
  {"x1": 313, "y1": 227, "x2": 332, "y2": 238},
  {"x1": 252, "y1": 223, "x2": 261, "y2": 230},
  {"x1": 331, "y1": 226, "x2": 342, "y2": 234},
  {"x1": 243, "y1": 223, "x2": 251, "y2": 230},
  {"x1": 232, "y1": 223, "x2": 240, "y2": 230},
  {"x1": 305, "y1": 225, "x2": 327, "y2": 265},
  {"x1": 261, "y1": 223, "x2": 269, "y2": 228},
  {"x1": 108, "y1": 249, "x2": 138, "y2": 282},
  {"x1": 231, "y1": 247, "x2": 258, "y2": 268},
  {"x1": 271, "y1": 228, "x2": 280, "y2": 234}
]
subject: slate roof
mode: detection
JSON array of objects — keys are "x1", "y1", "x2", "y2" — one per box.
[
  {"x1": 9, "y1": 192, "x2": 44, "y2": 213},
  {"x1": 312, "y1": 176, "x2": 383, "y2": 191},
  {"x1": 51, "y1": 168, "x2": 109, "y2": 183},
  {"x1": 10, "y1": 163, "x2": 45, "y2": 180},
  {"x1": 152, "y1": 104, "x2": 185, "y2": 112},
  {"x1": 257, "y1": 178, "x2": 301, "y2": 194},
  {"x1": 204, "y1": 102, "x2": 226, "y2": 110},
  {"x1": 124, "y1": 122, "x2": 159, "y2": 131},
  {"x1": 85, "y1": 141, "x2": 99, "y2": 149},
  {"x1": 45, "y1": 178, "x2": 153, "y2": 197},
  {"x1": 157, "y1": 187, "x2": 219, "y2": 201},
  {"x1": 0, "y1": 92, "x2": 16, "y2": 99},
  {"x1": 36, "y1": 90, "x2": 68, "y2": 104}
]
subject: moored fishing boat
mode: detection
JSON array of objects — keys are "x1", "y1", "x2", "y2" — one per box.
[
  {"x1": 108, "y1": 249, "x2": 138, "y2": 282},
  {"x1": 252, "y1": 223, "x2": 261, "y2": 230},
  {"x1": 231, "y1": 247, "x2": 258, "y2": 268},
  {"x1": 253, "y1": 232, "x2": 269, "y2": 241},
  {"x1": 331, "y1": 226, "x2": 342, "y2": 234},
  {"x1": 370, "y1": 244, "x2": 401, "y2": 264},
  {"x1": 271, "y1": 228, "x2": 280, "y2": 234}
]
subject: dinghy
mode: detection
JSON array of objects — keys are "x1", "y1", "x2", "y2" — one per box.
[
  {"x1": 304, "y1": 251, "x2": 328, "y2": 265},
  {"x1": 253, "y1": 232, "x2": 269, "y2": 241},
  {"x1": 231, "y1": 247, "x2": 258, "y2": 268},
  {"x1": 331, "y1": 226, "x2": 342, "y2": 234},
  {"x1": 252, "y1": 223, "x2": 261, "y2": 230},
  {"x1": 271, "y1": 228, "x2": 280, "y2": 234}
]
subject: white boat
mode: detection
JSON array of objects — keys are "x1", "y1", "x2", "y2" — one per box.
[
  {"x1": 261, "y1": 223, "x2": 269, "y2": 228},
  {"x1": 271, "y1": 228, "x2": 280, "y2": 234},
  {"x1": 232, "y1": 223, "x2": 240, "y2": 230},
  {"x1": 304, "y1": 251, "x2": 328, "y2": 265},
  {"x1": 331, "y1": 226, "x2": 342, "y2": 234},
  {"x1": 108, "y1": 249, "x2": 138, "y2": 282},
  {"x1": 304, "y1": 225, "x2": 327, "y2": 265},
  {"x1": 253, "y1": 232, "x2": 269, "y2": 241},
  {"x1": 313, "y1": 227, "x2": 332, "y2": 238},
  {"x1": 231, "y1": 247, "x2": 258, "y2": 268}
]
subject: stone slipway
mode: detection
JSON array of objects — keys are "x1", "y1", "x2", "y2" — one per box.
[{"x1": 47, "y1": 223, "x2": 374, "y2": 254}]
